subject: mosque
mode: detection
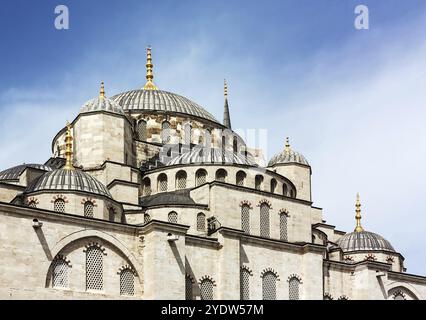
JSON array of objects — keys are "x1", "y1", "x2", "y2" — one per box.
[{"x1": 0, "y1": 48, "x2": 424, "y2": 300}]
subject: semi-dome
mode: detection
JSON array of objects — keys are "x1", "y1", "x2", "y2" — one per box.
[
  {"x1": 166, "y1": 148, "x2": 257, "y2": 166},
  {"x1": 25, "y1": 169, "x2": 112, "y2": 198},
  {"x1": 80, "y1": 82, "x2": 124, "y2": 115},
  {"x1": 0, "y1": 164, "x2": 52, "y2": 181},
  {"x1": 268, "y1": 138, "x2": 309, "y2": 167},
  {"x1": 111, "y1": 89, "x2": 220, "y2": 124},
  {"x1": 336, "y1": 231, "x2": 395, "y2": 253}
]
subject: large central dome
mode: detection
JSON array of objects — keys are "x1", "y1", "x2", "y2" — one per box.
[{"x1": 111, "y1": 89, "x2": 220, "y2": 125}]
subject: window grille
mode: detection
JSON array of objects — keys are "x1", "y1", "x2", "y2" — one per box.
[
  {"x1": 28, "y1": 201, "x2": 37, "y2": 208},
  {"x1": 86, "y1": 246, "x2": 103, "y2": 291},
  {"x1": 185, "y1": 275, "x2": 193, "y2": 300},
  {"x1": 289, "y1": 277, "x2": 300, "y2": 300},
  {"x1": 144, "y1": 214, "x2": 151, "y2": 224},
  {"x1": 196, "y1": 169, "x2": 207, "y2": 186},
  {"x1": 137, "y1": 120, "x2": 147, "y2": 141},
  {"x1": 168, "y1": 211, "x2": 178, "y2": 224},
  {"x1": 260, "y1": 203, "x2": 270, "y2": 238},
  {"x1": 262, "y1": 272, "x2": 277, "y2": 300},
  {"x1": 270, "y1": 179, "x2": 277, "y2": 193},
  {"x1": 162, "y1": 121, "x2": 171, "y2": 143},
  {"x1": 280, "y1": 213, "x2": 288, "y2": 241},
  {"x1": 200, "y1": 279, "x2": 214, "y2": 300},
  {"x1": 120, "y1": 269, "x2": 135, "y2": 296},
  {"x1": 215, "y1": 169, "x2": 227, "y2": 182},
  {"x1": 54, "y1": 199, "x2": 65, "y2": 213},
  {"x1": 255, "y1": 175, "x2": 263, "y2": 190},
  {"x1": 240, "y1": 268, "x2": 250, "y2": 300},
  {"x1": 236, "y1": 171, "x2": 246, "y2": 187},
  {"x1": 197, "y1": 213, "x2": 206, "y2": 231},
  {"x1": 241, "y1": 204, "x2": 250, "y2": 234},
  {"x1": 84, "y1": 201, "x2": 94, "y2": 218},
  {"x1": 176, "y1": 171, "x2": 187, "y2": 189},
  {"x1": 158, "y1": 174, "x2": 168, "y2": 192},
  {"x1": 142, "y1": 178, "x2": 151, "y2": 196},
  {"x1": 52, "y1": 258, "x2": 68, "y2": 288}
]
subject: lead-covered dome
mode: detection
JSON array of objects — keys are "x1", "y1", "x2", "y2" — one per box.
[
  {"x1": 25, "y1": 169, "x2": 112, "y2": 198},
  {"x1": 268, "y1": 138, "x2": 309, "y2": 167},
  {"x1": 336, "y1": 231, "x2": 395, "y2": 253},
  {"x1": 80, "y1": 82, "x2": 124, "y2": 115},
  {"x1": 166, "y1": 148, "x2": 257, "y2": 166},
  {"x1": 0, "y1": 164, "x2": 52, "y2": 181},
  {"x1": 111, "y1": 89, "x2": 220, "y2": 124}
]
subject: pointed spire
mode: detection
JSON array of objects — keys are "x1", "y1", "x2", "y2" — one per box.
[
  {"x1": 143, "y1": 46, "x2": 158, "y2": 90},
  {"x1": 285, "y1": 137, "x2": 291, "y2": 153},
  {"x1": 64, "y1": 122, "x2": 74, "y2": 170},
  {"x1": 99, "y1": 81, "x2": 105, "y2": 99},
  {"x1": 223, "y1": 79, "x2": 232, "y2": 129},
  {"x1": 354, "y1": 193, "x2": 364, "y2": 232}
]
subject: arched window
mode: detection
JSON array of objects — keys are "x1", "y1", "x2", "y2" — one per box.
[
  {"x1": 109, "y1": 207, "x2": 115, "y2": 222},
  {"x1": 290, "y1": 189, "x2": 295, "y2": 198},
  {"x1": 144, "y1": 213, "x2": 151, "y2": 224},
  {"x1": 84, "y1": 201, "x2": 94, "y2": 218},
  {"x1": 162, "y1": 121, "x2": 171, "y2": 144},
  {"x1": 280, "y1": 212, "x2": 288, "y2": 241},
  {"x1": 157, "y1": 173, "x2": 168, "y2": 192},
  {"x1": 283, "y1": 184, "x2": 288, "y2": 196},
  {"x1": 54, "y1": 199, "x2": 65, "y2": 213},
  {"x1": 197, "y1": 213, "x2": 206, "y2": 231},
  {"x1": 289, "y1": 277, "x2": 301, "y2": 300},
  {"x1": 241, "y1": 204, "x2": 250, "y2": 234},
  {"x1": 195, "y1": 169, "x2": 207, "y2": 186},
  {"x1": 200, "y1": 278, "x2": 214, "y2": 300},
  {"x1": 175, "y1": 170, "x2": 187, "y2": 189},
  {"x1": 260, "y1": 203, "x2": 270, "y2": 238},
  {"x1": 215, "y1": 169, "x2": 227, "y2": 182},
  {"x1": 204, "y1": 129, "x2": 212, "y2": 148},
  {"x1": 233, "y1": 136, "x2": 238, "y2": 153},
  {"x1": 221, "y1": 135, "x2": 226, "y2": 152},
  {"x1": 240, "y1": 268, "x2": 251, "y2": 300},
  {"x1": 270, "y1": 179, "x2": 277, "y2": 193},
  {"x1": 255, "y1": 175, "x2": 264, "y2": 190},
  {"x1": 142, "y1": 177, "x2": 151, "y2": 196},
  {"x1": 120, "y1": 269, "x2": 135, "y2": 296},
  {"x1": 28, "y1": 200, "x2": 37, "y2": 208},
  {"x1": 262, "y1": 271, "x2": 277, "y2": 300},
  {"x1": 86, "y1": 246, "x2": 103, "y2": 291},
  {"x1": 184, "y1": 123, "x2": 192, "y2": 145},
  {"x1": 168, "y1": 211, "x2": 178, "y2": 224},
  {"x1": 236, "y1": 171, "x2": 246, "y2": 187},
  {"x1": 137, "y1": 120, "x2": 147, "y2": 141},
  {"x1": 52, "y1": 257, "x2": 69, "y2": 288},
  {"x1": 185, "y1": 275, "x2": 194, "y2": 300}
]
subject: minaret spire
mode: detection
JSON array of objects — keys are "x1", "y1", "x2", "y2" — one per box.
[
  {"x1": 143, "y1": 46, "x2": 158, "y2": 90},
  {"x1": 354, "y1": 193, "x2": 364, "y2": 232},
  {"x1": 64, "y1": 122, "x2": 74, "y2": 170},
  {"x1": 285, "y1": 137, "x2": 291, "y2": 153},
  {"x1": 223, "y1": 79, "x2": 232, "y2": 129},
  {"x1": 99, "y1": 81, "x2": 105, "y2": 99}
]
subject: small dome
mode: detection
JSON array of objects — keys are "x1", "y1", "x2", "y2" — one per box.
[
  {"x1": 268, "y1": 138, "x2": 309, "y2": 167},
  {"x1": 80, "y1": 82, "x2": 124, "y2": 115},
  {"x1": 336, "y1": 231, "x2": 395, "y2": 253},
  {"x1": 0, "y1": 164, "x2": 52, "y2": 181},
  {"x1": 166, "y1": 148, "x2": 257, "y2": 166},
  {"x1": 25, "y1": 169, "x2": 112, "y2": 198}
]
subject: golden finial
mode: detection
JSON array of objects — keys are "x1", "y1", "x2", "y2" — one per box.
[
  {"x1": 224, "y1": 79, "x2": 228, "y2": 98},
  {"x1": 99, "y1": 81, "x2": 105, "y2": 99},
  {"x1": 354, "y1": 193, "x2": 364, "y2": 232},
  {"x1": 143, "y1": 46, "x2": 158, "y2": 90},
  {"x1": 285, "y1": 137, "x2": 291, "y2": 153},
  {"x1": 64, "y1": 122, "x2": 74, "y2": 170}
]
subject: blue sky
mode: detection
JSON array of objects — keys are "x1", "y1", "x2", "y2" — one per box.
[{"x1": 0, "y1": 0, "x2": 425, "y2": 275}]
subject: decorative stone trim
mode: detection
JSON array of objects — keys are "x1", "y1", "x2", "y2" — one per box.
[
  {"x1": 239, "y1": 200, "x2": 253, "y2": 209},
  {"x1": 386, "y1": 255, "x2": 395, "y2": 263},
  {"x1": 241, "y1": 265, "x2": 253, "y2": 276},
  {"x1": 54, "y1": 254, "x2": 72, "y2": 267},
  {"x1": 287, "y1": 274, "x2": 302, "y2": 283},
  {"x1": 278, "y1": 208, "x2": 289, "y2": 216},
  {"x1": 186, "y1": 273, "x2": 196, "y2": 284},
  {"x1": 199, "y1": 275, "x2": 216, "y2": 286},
  {"x1": 51, "y1": 195, "x2": 68, "y2": 203},
  {"x1": 364, "y1": 253, "x2": 377, "y2": 261},
  {"x1": 26, "y1": 197, "x2": 39, "y2": 206},
  {"x1": 81, "y1": 197, "x2": 98, "y2": 207},
  {"x1": 257, "y1": 199, "x2": 272, "y2": 207},
  {"x1": 344, "y1": 255, "x2": 354, "y2": 262},
  {"x1": 83, "y1": 242, "x2": 107, "y2": 255},
  {"x1": 117, "y1": 265, "x2": 138, "y2": 276},
  {"x1": 392, "y1": 290, "x2": 406, "y2": 299},
  {"x1": 338, "y1": 295, "x2": 349, "y2": 300},
  {"x1": 260, "y1": 268, "x2": 280, "y2": 280},
  {"x1": 323, "y1": 292, "x2": 333, "y2": 300}
]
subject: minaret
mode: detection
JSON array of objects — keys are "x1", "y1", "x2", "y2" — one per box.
[
  {"x1": 143, "y1": 46, "x2": 158, "y2": 91},
  {"x1": 64, "y1": 122, "x2": 74, "y2": 170},
  {"x1": 223, "y1": 79, "x2": 232, "y2": 129},
  {"x1": 354, "y1": 193, "x2": 364, "y2": 232}
]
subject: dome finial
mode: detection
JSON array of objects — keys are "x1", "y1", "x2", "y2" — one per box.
[
  {"x1": 355, "y1": 192, "x2": 364, "y2": 232},
  {"x1": 285, "y1": 137, "x2": 291, "y2": 153},
  {"x1": 64, "y1": 122, "x2": 74, "y2": 170},
  {"x1": 99, "y1": 81, "x2": 105, "y2": 99},
  {"x1": 143, "y1": 46, "x2": 158, "y2": 91}
]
